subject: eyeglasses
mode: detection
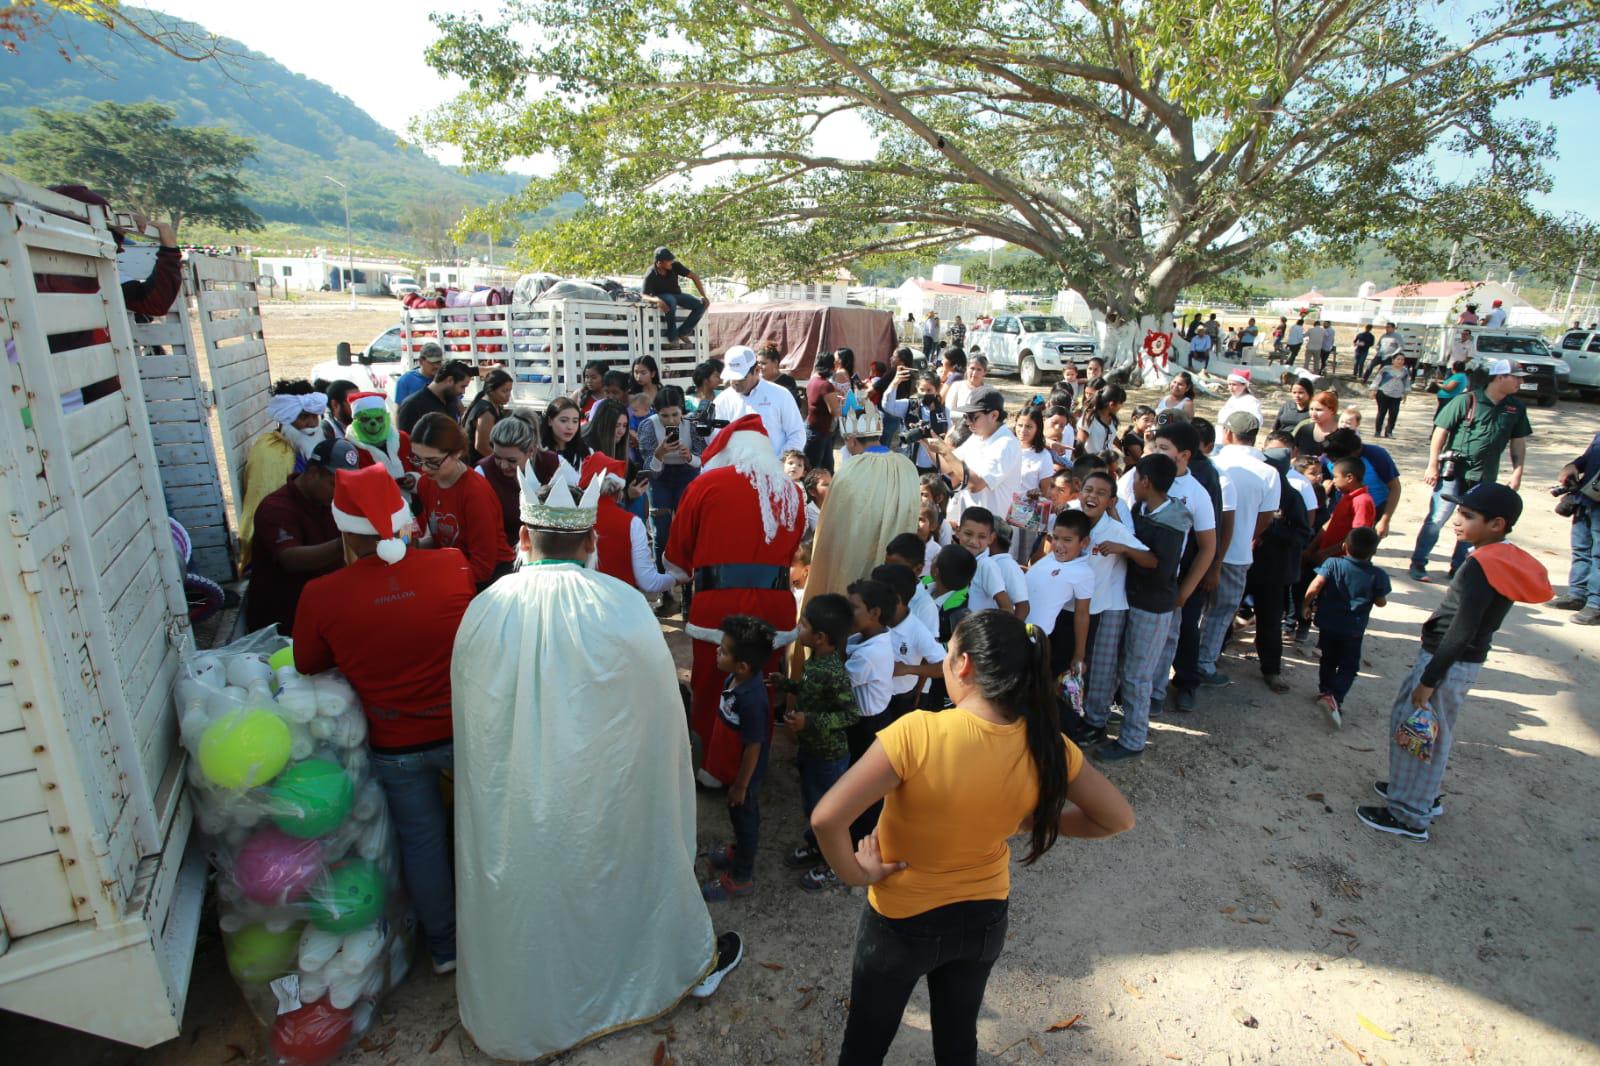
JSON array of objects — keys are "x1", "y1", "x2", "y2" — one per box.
[{"x1": 411, "y1": 452, "x2": 451, "y2": 471}]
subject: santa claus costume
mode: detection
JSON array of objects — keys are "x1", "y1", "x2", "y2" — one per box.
[
  {"x1": 578, "y1": 454, "x2": 676, "y2": 595},
  {"x1": 665, "y1": 415, "x2": 805, "y2": 784},
  {"x1": 346, "y1": 391, "x2": 416, "y2": 487}
]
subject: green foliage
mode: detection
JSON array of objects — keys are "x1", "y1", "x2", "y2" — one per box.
[
  {"x1": 8, "y1": 101, "x2": 260, "y2": 230},
  {"x1": 0, "y1": 5, "x2": 546, "y2": 248},
  {"x1": 419, "y1": 0, "x2": 1600, "y2": 318}
]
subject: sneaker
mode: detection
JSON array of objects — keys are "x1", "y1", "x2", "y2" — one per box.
[
  {"x1": 1293, "y1": 625, "x2": 1313, "y2": 646},
  {"x1": 701, "y1": 873, "x2": 755, "y2": 902},
  {"x1": 1547, "y1": 594, "x2": 1585, "y2": 611},
  {"x1": 431, "y1": 955, "x2": 457, "y2": 976},
  {"x1": 1147, "y1": 697, "x2": 1163, "y2": 719},
  {"x1": 1575, "y1": 605, "x2": 1600, "y2": 625},
  {"x1": 706, "y1": 842, "x2": 736, "y2": 872},
  {"x1": 1263, "y1": 673, "x2": 1291, "y2": 694},
  {"x1": 690, "y1": 931, "x2": 745, "y2": 998},
  {"x1": 1198, "y1": 669, "x2": 1233, "y2": 689},
  {"x1": 695, "y1": 768, "x2": 726, "y2": 789},
  {"x1": 1408, "y1": 568, "x2": 1431, "y2": 583},
  {"x1": 1092, "y1": 740, "x2": 1144, "y2": 763},
  {"x1": 1355, "y1": 805, "x2": 1428, "y2": 842},
  {"x1": 1173, "y1": 688, "x2": 1197, "y2": 713},
  {"x1": 783, "y1": 841, "x2": 822, "y2": 869},
  {"x1": 1374, "y1": 781, "x2": 1443, "y2": 817},
  {"x1": 1068, "y1": 721, "x2": 1107, "y2": 747},
  {"x1": 798, "y1": 864, "x2": 839, "y2": 892},
  {"x1": 1317, "y1": 692, "x2": 1342, "y2": 729}
]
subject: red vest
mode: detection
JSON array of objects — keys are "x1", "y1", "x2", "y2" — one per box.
[{"x1": 593, "y1": 497, "x2": 637, "y2": 587}]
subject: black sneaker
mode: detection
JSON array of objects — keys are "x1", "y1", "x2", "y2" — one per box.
[
  {"x1": 1355, "y1": 805, "x2": 1428, "y2": 841},
  {"x1": 1173, "y1": 688, "x2": 1197, "y2": 713},
  {"x1": 1092, "y1": 740, "x2": 1144, "y2": 763},
  {"x1": 783, "y1": 841, "x2": 822, "y2": 869},
  {"x1": 1373, "y1": 782, "x2": 1443, "y2": 817},
  {"x1": 690, "y1": 931, "x2": 744, "y2": 998},
  {"x1": 1198, "y1": 669, "x2": 1232, "y2": 689}
]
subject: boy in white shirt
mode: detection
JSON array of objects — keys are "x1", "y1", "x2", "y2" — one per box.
[
  {"x1": 843, "y1": 577, "x2": 898, "y2": 845},
  {"x1": 1077, "y1": 470, "x2": 1147, "y2": 734},
  {"x1": 987, "y1": 528, "x2": 1033, "y2": 620},
  {"x1": 871, "y1": 564, "x2": 947, "y2": 717},
  {"x1": 954, "y1": 506, "x2": 1018, "y2": 615},
  {"x1": 885, "y1": 532, "x2": 939, "y2": 638},
  {"x1": 1027, "y1": 510, "x2": 1096, "y2": 679}
]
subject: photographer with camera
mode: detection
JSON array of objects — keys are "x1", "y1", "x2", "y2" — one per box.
[
  {"x1": 1548, "y1": 430, "x2": 1600, "y2": 624},
  {"x1": 1408, "y1": 360, "x2": 1532, "y2": 583},
  {"x1": 884, "y1": 371, "x2": 951, "y2": 474}
]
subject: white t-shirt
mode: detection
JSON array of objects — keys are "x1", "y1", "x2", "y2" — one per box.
[
  {"x1": 986, "y1": 549, "x2": 1029, "y2": 606},
  {"x1": 1024, "y1": 555, "x2": 1095, "y2": 636},
  {"x1": 845, "y1": 630, "x2": 896, "y2": 717},
  {"x1": 1086, "y1": 511, "x2": 1146, "y2": 613},
  {"x1": 1287, "y1": 469, "x2": 1318, "y2": 514},
  {"x1": 887, "y1": 613, "x2": 946, "y2": 695},
  {"x1": 1217, "y1": 392, "x2": 1264, "y2": 427},
  {"x1": 967, "y1": 552, "x2": 1011, "y2": 611},
  {"x1": 1211, "y1": 445, "x2": 1281, "y2": 567},
  {"x1": 1081, "y1": 415, "x2": 1119, "y2": 456},
  {"x1": 908, "y1": 583, "x2": 939, "y2": 638},
  {"x1": 1018, "y1": 447, "x2": 1054, "y2": 495},
  {"x1": 713, "y1": 378, "x2": 807, "y2": 456},
  {"x1": 951, "y1": 426, "x2": 1023, "y2": 524},
  {"x1": 946, "y1": 379, "x2": 975, "y2": 411},
  {"x1": 1483, "y1": 306, "x2": 1507, "y2": 328}
]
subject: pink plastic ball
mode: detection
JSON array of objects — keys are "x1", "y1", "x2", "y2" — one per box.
[{"x1": 235, "y1": 826, "x2": 323, "y2": 906}]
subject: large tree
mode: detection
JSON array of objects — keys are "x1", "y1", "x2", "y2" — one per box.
[
  {"x1": 421, "y1": 0, "x2": 1599, "y2": 361},
  {"x1": 7, "y1": 101, "x2": 261, "y2": 232}
]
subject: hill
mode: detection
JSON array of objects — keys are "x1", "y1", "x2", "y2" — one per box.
[{"x1": 0, "y1": 7, "x2": 570, "y2": 255}]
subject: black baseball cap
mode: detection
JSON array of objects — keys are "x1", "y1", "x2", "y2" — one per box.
[
  {"x1": 653, "y1": 246, "x2": 675, "y2": 262},
  {"x1": 1443, "y1": 482, "x2": 1523, "y2": 528},
  {"x1": 955, "y1": 385, "x2": 1005, "y2": 415},
  {"x1": 308, "y1": 438, "x2": 360, "y2": 471}
]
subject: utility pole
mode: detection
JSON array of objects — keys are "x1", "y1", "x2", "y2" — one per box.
[
  {"x1": 1562, "y1": 255, "x2": 1584, "y2": 326},
  {"x1": 324, "y1": 175, "x2": 356, "y2": 310}
]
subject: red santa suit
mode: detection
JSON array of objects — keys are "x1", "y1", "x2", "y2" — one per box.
[
  {"x1": 579, "y1": 454, "x2": 675, "y2": 594},
  {"x1": 665, "y1": 415, "x2": 805, "y2": 781}
]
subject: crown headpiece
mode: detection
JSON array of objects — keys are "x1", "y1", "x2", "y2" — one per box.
[{"x1": 517, "y1": 455, "x2": 606, "y2": 531}]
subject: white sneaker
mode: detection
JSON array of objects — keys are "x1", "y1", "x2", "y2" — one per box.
[
  {"x1": 690, "y1": 932, "x2": 743, "y2": 999},
  {"x1": 695, "y1": 768, "x2": 725, "y2": 789}
]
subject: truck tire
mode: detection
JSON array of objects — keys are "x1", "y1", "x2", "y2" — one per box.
[{"x1": 1020, "y1": 352, "x2": 1042, "y2": 387}]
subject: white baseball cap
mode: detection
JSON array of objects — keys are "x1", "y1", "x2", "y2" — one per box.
[
  {"x1": 1485, "y1": 359, "x2": 1528, "y2": 377},
  {"x1": 723, "y1": 345, "x2": 758, "y2": 379}
]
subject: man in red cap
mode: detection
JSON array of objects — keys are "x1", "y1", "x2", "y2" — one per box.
[
  {"x1": 666, "y1": 414, "x2": 806, "y2": 785},
  {"x1": 292, "y1": 463, "x2": 476, "y2": 975},
  {"x1": 579, "y1": 454, "x2": 678, "y2": 594},
  {"x1": 1484, "y1": 298, "x2": 1508, "y2": 328}
]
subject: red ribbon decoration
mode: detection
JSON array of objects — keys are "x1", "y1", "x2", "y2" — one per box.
[{"x1": 1143, "y1": 330, "x2": 1172, "y2": 368}]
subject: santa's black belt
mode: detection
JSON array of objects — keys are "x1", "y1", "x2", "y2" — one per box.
[{"x1": 695, "y1": 564, "x2": 791, "y2": 592}]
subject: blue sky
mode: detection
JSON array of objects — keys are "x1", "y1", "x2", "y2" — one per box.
[{"x1": 148, "y1": 0, "x2": 1598, "y2": 218}]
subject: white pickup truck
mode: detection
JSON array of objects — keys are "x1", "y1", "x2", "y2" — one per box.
[
  {"x1": 969, "y1": 313, "x2": 1098, "y2": 386},
  {"x1": 310, "y1": 325, "x2": 407, "y2": 399}
]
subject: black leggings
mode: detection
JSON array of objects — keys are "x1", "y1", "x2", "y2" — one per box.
[
  {"x1": 838, "y1": 899, "x2": 1009, "y2": 1065},
  {"x1": 805, "y1": 426, "x2": 835, "y2": 473},
  {"x1": 1374, "y1": 393, "x2": 1402, "y2": 437}
]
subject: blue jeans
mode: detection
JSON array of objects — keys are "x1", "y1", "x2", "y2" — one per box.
[
  {"x1": 1570, "y1": 503, "x2": 1600, "y2": 609},
  {"x1": 797, "y1": 752, "x2": 848, "y2": 847},
  {"x1": 657, "y1": 292, "x2": 705, "y2": 340},
  {"x1": 1410, "y1": 476, "x2": 1475, "y2": 575},
  {"x1": 369, "y1": 743, "x2": 456, "y2": 962},
  {"x1": 650, "y1": 463, "x2": 699, "y2": 565},
  {"x1": 727, "y1": 775, "x2": 762, "y2": 882}
]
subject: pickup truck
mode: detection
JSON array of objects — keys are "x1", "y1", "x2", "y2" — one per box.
[
  {"x1": 969, "y1": 313, "x2": 1098, "y2": 386},
  {"x1": 310, "y1": 324, "x2": 406, "y2": 400},
  {"x1": 1424, "y1": 326, "x2": 1570, "y2": 406},
  {"x1": 1555, "y1": 328, "x2": 1600, "y2": 399}
]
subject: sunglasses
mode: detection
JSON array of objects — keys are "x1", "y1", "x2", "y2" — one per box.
[{"x1": 411, "y1": 452, "x2": 451, "y2": 471}]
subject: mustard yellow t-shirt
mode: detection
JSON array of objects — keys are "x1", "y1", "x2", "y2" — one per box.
[{"x1": 868, "y1": 707, "x2": 1084, "y2": 920}]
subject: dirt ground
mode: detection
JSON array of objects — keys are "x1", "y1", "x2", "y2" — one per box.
[{"x1": 6, "y1": 298, "x2": 1599, "y2": 1064}]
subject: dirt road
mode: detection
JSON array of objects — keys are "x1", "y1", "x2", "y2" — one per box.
[{"x1": 6, "y1": 299, "x2": 1597, "y2": 1064}]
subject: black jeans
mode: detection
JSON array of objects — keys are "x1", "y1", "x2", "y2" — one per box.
[
  {"x1": 1374, "y1": 393, "x2": 1401, "y2": 437},
  {"x1": 1170, "y1": 586, "x2": 1209, "y2": 693},
  {"x1": 846, "y1": 710, "x2": 904, "y2": 845},
  {"x1": 838, "y1": 899, "x2": 1010, "y2": 1066},
  {"x1": 805, "y1": 426, "x2": 835, "y2": 473},
  {"x1": 727, "y1": 775, "x2": 762, "y2": 882},
  {"x1": 1245, "y1": 568, "x2": 1286, "y2": 676},
  {"x1": 1317, "y1": 628, "x2": 1366, "y2": 703}
]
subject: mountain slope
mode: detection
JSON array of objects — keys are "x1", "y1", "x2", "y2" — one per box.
[{"x1": 0, "y1": 7, "x2": 567, "y2": 250}]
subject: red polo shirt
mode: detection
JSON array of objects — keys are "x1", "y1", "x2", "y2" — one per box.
[
  {"x1": 292, "y1": 548, "x2": 476, "y2": 751},
  {"x1": 245, "y1": 475, "x2": 340, "y2": 637}
]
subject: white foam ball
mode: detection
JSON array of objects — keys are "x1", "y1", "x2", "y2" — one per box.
[
  {"x1": 327, "y1": 970, "x2": 364, "y2": 1010},
  {"x1": 275, "y1": 686, "x2": 318, "y2": 724},
  {"x1": 298, "y1": 968, "x2": 329, "y2": 1002},
  {"x1": 352, "y1": 781, "x2": 383, "y2": 822},
  {"x1": 188, "y1": 655, "x2": 224, "y2": 689},
  {"x1": 218, "y1": 910, "x2": 246, "y2": 933},
  {"x1": 338, "y1": 927, "x2": 385, "y2": 973},
  {"x1": 225, "y1": 653, "x2": 273, "y2": 690},
  {"x1": 298, "y1": 926, "x2": 343, "y2": 972},
  {"x1": 308, "y1": 717, "x2": 334, "y2": 740}
]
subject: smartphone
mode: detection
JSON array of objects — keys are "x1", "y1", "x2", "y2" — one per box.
[{"x1": 665, "y1": 426, "x2": 680, "y2": 445}]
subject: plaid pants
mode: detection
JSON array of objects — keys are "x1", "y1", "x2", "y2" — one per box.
[
  {"x1": 1386, "y1": 650, "x2": 1481, "y2": 829},
  {"x1": 1148, "y1": 605, "x2": 1184, "y2": 704},
  {"x1": 1197, "y1": 562, "x2": 1251, "y2": 674},
  {"x1": 1081, "y1": 610, "x2": 1127, "y2": 725},
  {"x1": 1112, "y1": 607, "x2": 1172, "y2": 751}
]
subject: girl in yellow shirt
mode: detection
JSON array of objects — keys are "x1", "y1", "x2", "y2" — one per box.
[{"x1": 814, "y1": 610, "x2": 1135, "y2": 1064}]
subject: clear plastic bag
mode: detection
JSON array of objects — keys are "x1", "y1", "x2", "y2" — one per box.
[{"x1": 176, "y1": 630, "x2": 411, "y2": 1062}]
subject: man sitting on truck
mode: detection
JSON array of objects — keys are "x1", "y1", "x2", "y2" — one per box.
[{"x1": 643, "y1": 247, "x2": 711, "y2": 348}]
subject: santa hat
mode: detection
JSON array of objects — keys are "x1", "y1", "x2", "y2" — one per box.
[
  {"x1": 701, "y1": 413, "x2": 768, "y2": 465},
  {"x1": 578, "y1": 453, "x2": 628, "y2": 494},
  {"x1": 349, "y1": 392, "x2": 388, "y2": 415},
  {"x1": 518, "y1": 454, "x2": 608, "y2": 531},
  {"x1": 332, "y1": 464, "x2": 411, "y2": 564},
  {"x1": 1227, "y1": 368, "x2": 1252, "y2": 387}
]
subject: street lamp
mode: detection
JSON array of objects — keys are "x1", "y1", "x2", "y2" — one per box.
[{"x1": 324, "y1": 175, "x2": 356, "y2": 309}]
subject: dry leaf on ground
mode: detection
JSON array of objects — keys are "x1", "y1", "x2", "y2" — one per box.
[
  {"x1": 1359, "y1": 1015, "x2": 1396, "y2": 1041},
  {"x1": 1046, "y1": 1014, "x2": 1083, "y2": 1032}
]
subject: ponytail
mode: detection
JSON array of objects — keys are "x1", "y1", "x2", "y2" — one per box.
[{"x1": 948, "y1": 611, "x2": 1069, "y2": 865}]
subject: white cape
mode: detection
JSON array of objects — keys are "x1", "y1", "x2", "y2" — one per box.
[{"x1": 451, "y1": 561, "x2": 714, "y2": 1060}]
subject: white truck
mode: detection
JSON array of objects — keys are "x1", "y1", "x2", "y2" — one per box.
[
  {"x1": 969, "y1": 312, "x2": 1098, "y2": 386},
  {"x1": 1417, "y1": 325, "x2": 1571, "y2": 406}
]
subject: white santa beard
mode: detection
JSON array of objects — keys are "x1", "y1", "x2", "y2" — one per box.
[
  {"x1": 349, "y1": 431, "x2": 404, "y2": 478},
  {"x1": 702, "y1": 431, "x2": 801, "y2": 543},
  {"x1": 282, "y1": 423, "x2": 321, "y2": 462}
]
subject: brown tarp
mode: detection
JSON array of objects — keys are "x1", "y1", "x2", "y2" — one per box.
[{"x1": 703, "y1": 301, "x2": 898, "y2": 378}]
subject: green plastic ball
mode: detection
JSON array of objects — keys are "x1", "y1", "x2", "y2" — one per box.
[
  {"x1": 268, "y1": 646, "x2": 296, "y2": 672},
  {"x1": 267, "y1": 759, "x2": 355, "y2": 839},
  {"x1": 198, "y1": 708, "x2": 291, "y2": 790},
  {"x1": 307, "y1": 859, "x2": 386, "y2": 933},
  {"x1": 224, "y1": 922, "x2": 303, "y2": 984}
]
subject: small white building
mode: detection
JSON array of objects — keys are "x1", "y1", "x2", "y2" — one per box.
[
  {"x1": 895, "y1": 264, "x2": 989, "y2": 322},
  {"x1": 254, "y1": 251, "x2": 410, "y2": 295},
  {"x1": 1279, "y1": 279, "x2": 1555, "y2": 330},
  {"x1": 421, "y1": 261, "x2": 517, "y2": 290}
]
